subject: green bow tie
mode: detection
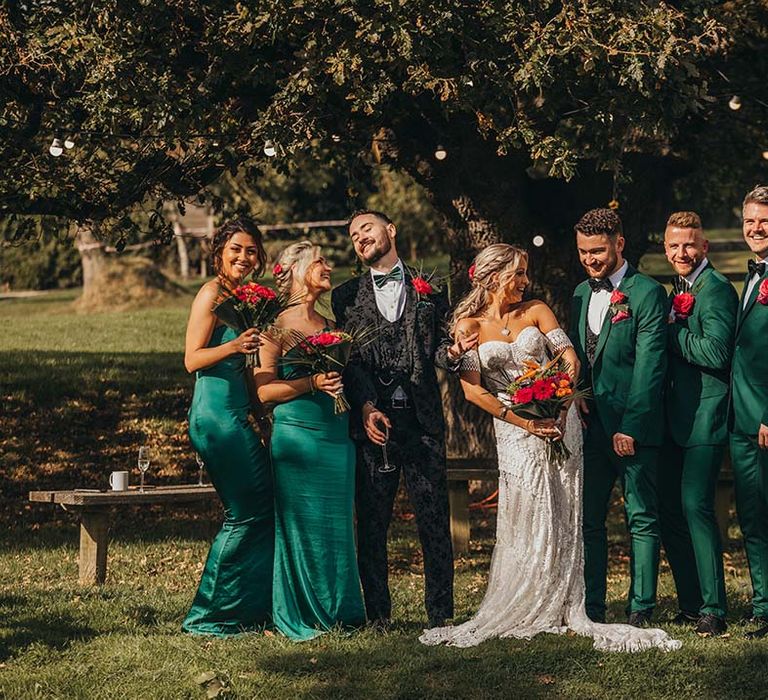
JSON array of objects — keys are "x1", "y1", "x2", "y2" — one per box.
[{"x1": 373, "y1": 267, "x2": 403, "y2": 288}]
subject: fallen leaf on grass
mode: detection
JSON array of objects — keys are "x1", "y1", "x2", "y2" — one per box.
[
  {"x1": 537, "y1": 675, "x2": 556, "y2": 685},
  {"x1": 263, "y1": 629, "x2": 275, "y2": 637},
  {"x1": 309, "y1": 657, "x2": 317, "y2": 664}
]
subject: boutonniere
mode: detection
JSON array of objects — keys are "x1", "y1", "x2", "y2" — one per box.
[
  {"x1": 609, "y1": 289, "x2": 631, "y2": 324},
  {"x1": 757, "y1": 279, "x2": 768, "y2": 306},
  {"x1": 672, "y1": 291, "x2": 696, "y2": 320},
  {"x1": 407, "y1": 263, "x2": 443, "y2": 307}
]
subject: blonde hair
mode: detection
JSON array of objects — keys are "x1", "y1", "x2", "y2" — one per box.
[
  {"x1": 666, "y1": 211, "x2": 702, "y2": 229},
  {"x1": 273, "y1": 240, "x2": 321, "y2": 296},
  {"x1": 451, "y1": 243, "x2": 528, "y2": 332},
  {"x1": 743, "y1": 185, "x2": 768, "y2": 211}
]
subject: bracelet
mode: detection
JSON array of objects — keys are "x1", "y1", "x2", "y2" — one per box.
[
  {"x1": 309, "y1": 374, "x2": 317, "y2": 394},
  {"x1": 497, "y1": 404, "x2": 508, "y2": 421}
]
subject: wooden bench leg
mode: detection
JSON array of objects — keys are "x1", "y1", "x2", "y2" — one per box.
[
  {"x1": 79, "y1": 509, "x2": 110, "y2": 585},
  {"x1": 448, "y1": 480, "x2": 470, "y2": 557}
]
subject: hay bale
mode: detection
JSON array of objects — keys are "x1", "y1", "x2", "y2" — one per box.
[{"x1": 74, "y1": 256, "x2": 190, "y2": 312}]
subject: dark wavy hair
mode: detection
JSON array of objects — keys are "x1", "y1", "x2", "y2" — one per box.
[
  {"x1": 211, "y1": 217, "x2": 267, "y2": 278},
  {"x1": 347, "y1": 209, "x2": 394, "y2": 227},
  {"x1": 574, "y1": 208, "x2": 623, "y2": 237}
]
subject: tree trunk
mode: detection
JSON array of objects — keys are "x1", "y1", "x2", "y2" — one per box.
[
  {"x1": 175, "y1": 225, "x2": 190, "y2": 279},
  {"x1": 75, "y1": 222, "x2": 107, "y2": 296}
]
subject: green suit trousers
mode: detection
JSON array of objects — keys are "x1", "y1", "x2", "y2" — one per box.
[
  {"x1": 658, "y1": 439, "x2": 727, "y2": 618},
  {"x1": 730, "y1": 433, "x2": 768, "y2": 617},
  {"x1": 583, "y1": 417, "x2": 661, "y2": 620}
]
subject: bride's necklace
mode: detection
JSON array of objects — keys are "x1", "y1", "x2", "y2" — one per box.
[{"x1": 482, "y1": 312, "x2": 512, "y2": 336}]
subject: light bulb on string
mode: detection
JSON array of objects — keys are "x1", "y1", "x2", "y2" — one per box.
[
  {"x1": 762, "y1": 150, "x2": 768, "y2": 161},
  {"x1": 331, "y1": 134, "x2": 341, "y2": 143},
  {"x1": 63, "y1": 137, "x2": 75, "y2": 149},
  {"x1": 532, "y1": 235, "x2": 545, "y2": 248},
  {"x1": 434, "y1": 145, "x2": 448, "y2": 161},
  {"x1": 728, "y1": 95, "x2": 742, "y2": 111},
  {"x1": 49, "y1": 138, "x2": 63, "y2": 157},
  {"x1": 263, "y1": 140, "x2": 277, "y2": 157}
]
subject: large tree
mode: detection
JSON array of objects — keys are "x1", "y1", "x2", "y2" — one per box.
[
  {"x1": 2, "y1": 0, "x2": 767, "y2": 449},
  {"x1": 3, "y1": 1, "x2": 767, "y2": 298}
]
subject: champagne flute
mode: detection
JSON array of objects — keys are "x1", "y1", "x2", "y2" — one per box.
[
  {"x1": 195, "y1": 452, "x2": 205, "y2": 486},
  {"x1": 378, "y1": 424, "x2": 396, "y2": 474},
  {"x1": 137, "y1": 446, "x2": 150, "y2": 493}
]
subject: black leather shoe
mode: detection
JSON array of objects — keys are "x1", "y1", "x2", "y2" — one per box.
[
  {"x1": 427, "y1": 617, "x2": 447, "y2": 629},
  {"x1": 368, "y1": 617, "x2": 392, "y2": 633},
  {"x1": 695, "y1": 614, "x2": 727, "y2": 636},
  {"x1": 742, "y1": 613, "x2": 768, "y2": 626},
  {"x1": 746, "y1": 624, "x2": 768, "y2": 640},
  {"x1": 627, "y1": 610, "x2": 653, "y2": 628},
  {"x1": 671, "y1": 610, "x2": 700, "y2": 626}
]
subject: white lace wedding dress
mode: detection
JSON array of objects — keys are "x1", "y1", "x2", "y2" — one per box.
[{"x1": 419, "y1": 327, "x2": 680, "y2": 653}]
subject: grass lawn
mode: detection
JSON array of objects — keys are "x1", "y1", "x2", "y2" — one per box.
[{"x1": 1, "y1": 264, "x2": 767, "y2": 699}]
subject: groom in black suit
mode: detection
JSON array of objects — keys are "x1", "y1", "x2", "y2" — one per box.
[{"x1": 331, "y1": 210, "x2": 475, "y2": 629}]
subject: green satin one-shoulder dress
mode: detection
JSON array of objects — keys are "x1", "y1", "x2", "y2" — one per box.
[
  {"x1": 270, "y1": 348, "x2": 366, "y2": 640},
  {"x1": 182, "y1": 324, "x2": 274, "y2": 636}
]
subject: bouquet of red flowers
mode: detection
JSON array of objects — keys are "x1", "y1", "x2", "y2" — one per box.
[
  {"x1": 499, "y1": 354, "x2": 588, "y2": 466},
  {"x1": 213, "y1": 282, "x2": 295, "y2": 367},
  {"x1": 285, "y1": 328, "x2": 375, "y2": 413}
]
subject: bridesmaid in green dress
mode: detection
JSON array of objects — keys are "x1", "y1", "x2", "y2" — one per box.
[
  {"x1": 182, "y1": 217, "x2": 274, "y2": 636},
  {"x1": 257, "y1": 241, "x2": 366, "y2": 641}
]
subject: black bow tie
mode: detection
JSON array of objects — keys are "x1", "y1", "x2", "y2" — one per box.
[
  {"x1": 748, "y1": 260, "x2": 766, "y2": 278},
  {"x1": 588, "y1": 277, "x2": 613, "y2": 293},
  {"x1": 373, "y1": 266, "x2": 403, "y2": 288},
  {"x1": 673, "y1": 275, "x2": 689, "y2": 295}
]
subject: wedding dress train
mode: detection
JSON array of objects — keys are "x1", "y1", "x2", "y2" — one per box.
[{"x1": 419, "y1": 327, "x2": 680, "y2": 653}]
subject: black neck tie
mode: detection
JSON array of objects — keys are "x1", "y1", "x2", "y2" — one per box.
[
  {"x1": 748, "y1": 260, "x2": 766, "y2": 278},
  {"x1": 588, "y1": 277, "x2": 613, "y2": 293}
]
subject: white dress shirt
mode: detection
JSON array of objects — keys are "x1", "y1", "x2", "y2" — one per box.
[
  {"x1": 371, "y1": 259, "x2": 406, "y2": 322},
  {"x1": 587, "y1": 260, "x2": 629, "y2": 335},
  {"x1": 744, "y1": 256, "x2": 768, "y2": 310},
  {"x1": 682, "y1": 257, "x2": 709, "y2": 288}
]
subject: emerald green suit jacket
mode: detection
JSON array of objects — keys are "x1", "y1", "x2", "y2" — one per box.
[
  {"x1": 571, "y1": 265, "x2": 668, "y2": 447},
  {"x1": 731, "y1": 268, "x2": 768, "y2": 435},
  {"x1": 665, "y1": 264, "x2": 738, "y2": 447}
]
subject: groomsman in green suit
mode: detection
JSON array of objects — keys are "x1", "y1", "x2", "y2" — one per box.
[
  {"x1": 730, "y1": 185, "x2": 768, "y2": 639},
  {"x1": 659, "y1": 211, "x2": 737, "y2": 636},
  {"x1": 570, "y1": 208, "x2": 668, "y2": 626}
]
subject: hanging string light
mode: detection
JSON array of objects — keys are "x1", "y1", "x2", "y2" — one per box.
[
  {"x1": 63, "y1": 137, "x2": 75, "y2": 149},
  {"x1": 532, "y1": 235, "x2": 545, "y2": 248},
  {"x1": 434, "y1": 144, "x2": 448, "y2": 161},
  {"x1": 728, "y1": 95, "x2": 742, "y2": 111},
  {"x1": 48, "y1": 138, "x2": 63, "y2": 156},
  {"x1": 263, "y1": 140, "x2": 277, "y2": 157}
]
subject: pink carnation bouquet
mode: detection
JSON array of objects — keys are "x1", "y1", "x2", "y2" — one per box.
[
  {"x1": 213, "y1": 281, "x2": 296, "y2": 368},
  {"x1": 284, "y1": 328, "x2": 376, "y2": 413}
]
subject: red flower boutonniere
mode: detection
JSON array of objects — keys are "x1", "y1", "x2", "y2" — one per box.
[
  {"x1": 609, "y1": 289, "x2": 631, "y2": 324},
  {"x1": 672, "y1": 292, "x2": 696, "y2": 320},
  {"x1": 757, "y1": 279, "x2": 768, "y2": 306},
  {"x1": 407, "y1": 263, "x2": 443, "y2": 307}
]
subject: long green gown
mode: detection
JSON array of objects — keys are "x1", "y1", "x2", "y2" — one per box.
[
  {"x1": 270, "y1": 348, "x2": 366, "y2": 640},
  {"x1": 182, "y1": 324, "x2": 274, "y2": 636}
]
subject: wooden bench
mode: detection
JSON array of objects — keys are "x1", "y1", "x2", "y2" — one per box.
[
  {"x1": 29, "y1": 485, "x2": 218, "y2": 585},
  {"x1": 446, "y1": 458, "x2": 498, "y2": 556}
]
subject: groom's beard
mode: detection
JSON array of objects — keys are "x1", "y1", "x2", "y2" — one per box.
[{"x1": 360, "y1": 238, "x2": 392, "y2": 266}]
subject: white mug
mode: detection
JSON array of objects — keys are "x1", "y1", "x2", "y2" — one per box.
[{"x1": 109, "y1": 470, "x2": 130, "y2": 491}]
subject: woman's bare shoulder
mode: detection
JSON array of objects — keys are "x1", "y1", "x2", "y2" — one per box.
[{"x1": 455, "y1": 316, "x2": 482, "y2": 335}]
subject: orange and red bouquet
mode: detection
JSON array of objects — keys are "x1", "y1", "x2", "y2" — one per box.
[{"x1": 499, "y1": 354, "x2": 588, "y2": 466}]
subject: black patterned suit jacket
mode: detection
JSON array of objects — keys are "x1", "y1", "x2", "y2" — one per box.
[{"x1": 331, "y1": 268, "x2": 455, "y2": 440}]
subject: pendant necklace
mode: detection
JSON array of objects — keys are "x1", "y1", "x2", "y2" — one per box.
[{"x1": 500, "y1": 312, "x2": 511, "y2": 336}]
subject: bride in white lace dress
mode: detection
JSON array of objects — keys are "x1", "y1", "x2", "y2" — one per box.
[{"x1": 420, "y1": 244, "x2": 680, "y2": 653}]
